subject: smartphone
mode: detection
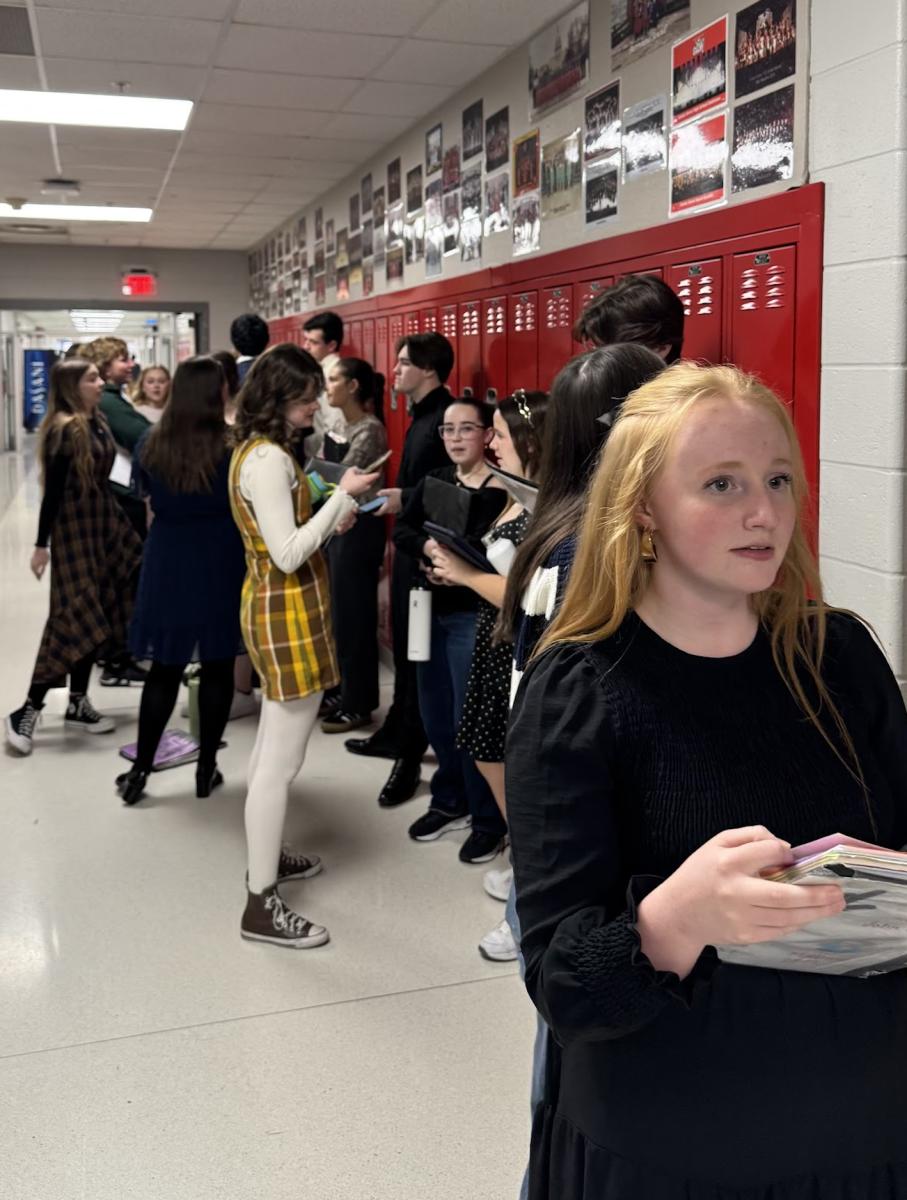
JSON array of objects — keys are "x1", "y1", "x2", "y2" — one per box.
[
  {"x1": 359, "y1": 496, "x2": 388, "y2": 514},
  {"x1": 361, "y1": 449, "x2": 392, "y2": 474}
]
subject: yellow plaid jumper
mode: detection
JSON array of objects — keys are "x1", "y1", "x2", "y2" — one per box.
[{"x1": 229, "y1": 437, "x2": 339, "y2": 702}]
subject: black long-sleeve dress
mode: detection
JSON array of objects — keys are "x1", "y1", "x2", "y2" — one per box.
[{"x1": 506, "y1": 611, "x2": 907, "y2": 1199}]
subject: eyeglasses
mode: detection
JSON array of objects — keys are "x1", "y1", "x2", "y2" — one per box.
[{"x1": 439, "y1": 423, "x2": 483, "y2": 438}]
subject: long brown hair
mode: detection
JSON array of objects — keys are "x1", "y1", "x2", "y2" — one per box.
[
  {"x1": 232, "y1": 342, "x2": 323, "y2": 450},
  {"x1": 540, "y1": 362, "x2": 865, "y2": 784},
  {"x1": 139, "y1": 356, "x2": 227, "y2": 493},
  {"x1": 38, "y1": 358, "x2": 102, "y2": 496}
]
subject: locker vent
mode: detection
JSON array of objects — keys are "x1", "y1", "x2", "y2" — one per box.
[
  {"x1": 545, "y1": 289, "x2": 571, "y2": 329},
  {"x1": 461, "y1": 306, "x2": 479, "y2": 337},
  {"x1": 0, "y1": 5, "x2": 34, "y2": 55},
  {"x1": 441, "y1": 307, "x2": 457, "y2": 338},
  {"x1": 485, "y1": 302, "x2": 504, "y2": 334},
  {"x1": 513, "y1": 295, "x2": 536, "y2": 332},
  {"x1": 676, "y1": 269, "x2": 715, "y2": 317},
  {"x1": 739, "y1": 262, "x2": 788, "y2": 311}
]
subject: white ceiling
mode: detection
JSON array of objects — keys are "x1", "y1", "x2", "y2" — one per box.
[{"x1": 0, "y1": 0, "x2": 565, "y2": 251}]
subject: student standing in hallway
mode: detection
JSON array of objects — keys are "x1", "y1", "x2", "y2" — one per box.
[
  {"x1": 302, "y1": 311, "x2": 347, "y2": 457},
  {"x1": 85, "y1": 337, "x2": 149, "y2": 540},
  {"x1": 230, "y1": 313, "x2": 270, "y2": 386}
]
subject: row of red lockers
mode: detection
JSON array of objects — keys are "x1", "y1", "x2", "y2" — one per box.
[{"x1": 269, "y1": 186, "x2": 823, "y2": 495}]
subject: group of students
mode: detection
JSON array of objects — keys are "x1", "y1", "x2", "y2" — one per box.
[{"x1": 8, "y1": 274, "x2": 907, "y2": 1199}]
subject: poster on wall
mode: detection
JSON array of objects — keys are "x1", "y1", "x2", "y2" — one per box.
[
  {"x1": 315, "y1": 207, "x2": 323, "y2": 241},
  {"x1": 349, "y1": 231, "x2": 363, "y2": 273},
  {"x1": 542, "y1": 128, "x2": 582, "y2": 220},
  {"x1": 513, "y1": 129, "x2": 540, "y2": 197},
  {"x1": 316, "y1": 275, "x2": 326, "y2": 304},
  {"x1": 425, "y1": 226, "x2": 443, "y2": 278},
  {"x1": 584, "y1": 81, "x2": 621, "y2": 162},
  {"x1": 325, "y1": 218, "x2": 335, "y2": 255},
  {"x1": 732, "y1": 83, "x2": 794, "y2": 193},
  {"x1": 460, "y1": 164, "x2": 482, "y2": 262},
  {"x1": 307, "y1": 265, "x2": 315, "y2": 294},
  {"x1": 425, "y1": 178, "x2": 443, "y2": 226},
  {"x1": 326, "y1": 255, "x2": 337, "y2": 290},
  {"x1": 373, "y1": 221, "x2": 387, "y2": 266},
  {"x1": 672, "y1": 16, "x2": 728, "y2": 128},
  {"x1": 670, "y1": 112, "x2": 728, "y2": 215},
  {"x1": 406, "y1": 165, "x2": 423, "y2": 216},
  {"x1": 443, "y1": 192, "x2": 460, "y2": 255},
  {"x1": 735, "y1": 0, "x2": 796, "y2": 99},
  {"x1": 363, "y1": 260, "x2": 374, "y2": 297},
  {"x1": 387, "y1": 201, "x2": 405, "y2": 248},
  {"x1": 404, "y1": 215, "x2": 425, "y2": 264},
  {"x1": 336, "y1": 227, "x2": 349, "y2": 269},
  {"x1": 362, "y1": 219, "x2": 374, "y2": 259},
  {"x1": 443, "y1": 144, "x2": 460, "y2": 193},
  {"x1": 484, "y1": 170, "x2": 510, "y2": 235},
  {"x1": 512, "y1": 193, "x2": 541, "y2": 256},
  {"x1": 485, "y1": 106, "x2": 510, "y2": 172},
  {"x1": 463, "y1": 99, "x2": 483, "y2": 161},
  {"x1": 314, "y1": 243, "x2": 325, "y2": 274},
  {"x1": 296, "y1": 215, "x2": 307, "y2": 248},
  {"x1": 387, "y1": 245, "x2": 404, "y2": 288},
  {"x1": 528, "y1": 1, "x2": 590, "y2": 118},
  {"x1": 426, "y1": 123, "x2": 443, "y2": 175},
  {"x1": 361, "y1": 172, "x2": 373, "y2": 217},
  {"x1": 611, "y1": 0, "x2": 690, "y2": 69},
  {"x1": 388, "y1": 158, "x2": 402, "y2": 205},
  {"x1": 622, "y1": 94, "x2": 667, "y2": 181},
  {"x1": 350, "y1": 193, "x2": 360, "y2": 233},
  {"x1": 336, "y1": 267, "x2": 349, "y2": 301}
]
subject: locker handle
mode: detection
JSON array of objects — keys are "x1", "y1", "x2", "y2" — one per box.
[{"x1": 485, "y1": 388, "x2": 498, "y2": 402}]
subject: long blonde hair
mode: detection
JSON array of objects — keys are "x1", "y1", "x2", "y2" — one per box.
[
  {"x1": 540, "y1": 362, "x2": 864, "y2": 781},
  {"x1": 130, "y1": 364, "x2": 171, "y2": 408}
]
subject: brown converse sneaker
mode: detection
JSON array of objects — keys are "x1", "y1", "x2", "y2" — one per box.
[
  {"x1": 241, "y1": 885, "x2": 330, "y2": 948},
  {"x1": 278, "y1": 845, "x2": 323, "y2": 883}
]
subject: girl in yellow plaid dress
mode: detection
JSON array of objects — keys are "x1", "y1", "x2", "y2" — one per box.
[{"x1": 229, "y1": 344, "x2": 378, "y2": 948}]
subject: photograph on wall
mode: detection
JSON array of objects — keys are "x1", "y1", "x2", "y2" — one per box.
[
  {"x1": 611, "y1": 0, "x2": 690, "y2": 69},
  {"x1": 425, "y1": 178, "x2": 443, "y2": 227},
  {"x1": 336, "y1": 227, "x2": 349, "y2": 269},
  {"x1": 314, "y1": 243, "x2": 325, "y2": 274},
  {"x1": 406, "y1": 165, "x2": 424, "y2": 216},
  {"x1": 336, "y1": 267, "x2": 349, "y2": 302},
  {"x1": 512, "y1": 192, "x2": 541, "y2": 257},
  {"x1": 361, "y1": 172, "x2": 373, "y2": 217},
  {"x1": 325, "y1": 218, "x2": 335, "y2": 255},
  {"x1": 529, "y1": 1, "x2": 590, "y2": 118},
  {"x1": 404, "y1": 215, "x2": 425, "y2": 265},
  {"x1": 670, "y1": 112, "x2": 727, "y2": 215},
  {"x1": 326, "y1": 255, "x2": 337, "y2": 291},
  {"x1": 388, "y1": 157, "x2": 402, "y2": 205},
  {"x1": 350, "y1": 263, "x2": 363, "y2": 290},
  {"x1": 387, "y1": 245, "x2": 404, "y2": 288},
  {"x1": 513, "y1": 129, "x2": 540, "y2": 197},
  {"x1": 316, "y1": 275, "x2": 326, "y2": 304},
  {"x1": 584, "y1": 81, "x2": 621, "y2": 162},
  {"x1": 463, "y1": 99, "x2": 483, "y2": 161},
  {"x1": 583, "y1": 157, "x2": 619, "y2": 227},
  {"x1": 460, "y1": 164, "x2": 483, "y2": 262},
  {"x1": 349, "y1": 231, "x2": 363, "y2": 271},
  {"x1": 363, "y1": 260, "x2": 374, "y2": 297},
  {"x1": 387, "y1": 200, "x2": 405, "y2": 248},
  {"x1": 732, "y1": 83, "x2": 794, "y2": 192},
  {"x1": 296, "y1": 215, "x2": 307, "y2": 248},
  {"x1": 622, "y1": 94, "x2": 667, "y2": 181},
  {"x1": 350, "y1": 193, "x2": 360, "y2": 233},
  {"x1": 484, "y1": 170, "x2": 510, "y2": 235},
  {"x1": 373, "y1": 184, "x2": 386, "y2": 230},
  {"x1": 425, "y1": 226, "x2": 444, "y2": 278},
  {"x1": 735, "y1": 0, "x2": 796, "y2": 99},
  {"x1": 443, "y1": 192, "x2": 460, "y2": 255},
  {"x1": 542, "y1": 128, "x2": 582, "y2": 220},
  {"x1": 315, "y1": 207, "x2": 323, "y2": 242},
  {"x1": 485, "y1": 106, "x2": 510, "y2": 172},
  {"x1": 362, "y1": 219, "x2": 374, "y2": 259},
  {"x1": 672, "y1": 16, "x2": 728, "y2": 128},
  {"x1": 373, "y1": 221, "x2": 387, "y2": 266},
  {"x1": 307, "y1": 265, "x2": 315, "y2": 293},
  {"x1": 443, "y1": 143, "x2": 461, "y2": 194},
  {"x1": 426, "y1": 123, "x2": 443, "y2": 175}
]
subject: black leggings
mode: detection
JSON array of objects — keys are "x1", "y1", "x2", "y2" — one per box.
[
  {"x1": 135, "y1": 658, "x2": 235, "y2": 774},
  {"x1": 29, "y1": 653, "x2": 95, "y2": 708}
]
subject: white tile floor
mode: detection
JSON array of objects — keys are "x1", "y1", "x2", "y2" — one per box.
[{"x1": 0, "y1": 449, "x2": 535, "y2": 1200}]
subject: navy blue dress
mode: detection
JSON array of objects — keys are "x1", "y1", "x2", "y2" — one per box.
[{"x1": 129, "y1": 439, "x2": 246, "y2": 665}]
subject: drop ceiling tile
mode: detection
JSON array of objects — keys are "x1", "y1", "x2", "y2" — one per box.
[
  {"x1": 292, "y1": 137, "x2": 376, "y2": 163},
  {"x1": 341, "y1": 79, "x2": 453, "y2": 118},
  {"x1": 180, "y1": 129, "x2": 308, "y2": 157},
  {"x1": 37, "y1": 0, "x2": 233, "y2": 15},
  {"x1": 59, "y1": 150, "x2": 174, "y2": 171},
  {"x1": 413, "y1": 0, "x2": 560, "y2": 46},
  {"x1": 203, "y1": 69, "x2": 360, "y2": 111},
  {"x1": 192, "y1": 102, "x2": 327, "y2": 137},
  {"x1": 55, "y1": 127, "x2": 181, "y2": 152},
  {"x1": 35, "y1": 11, "x2": 222, "y2": 66},
  {"x1": 374, "y1": 38, "x2": 504, "y2": 86},
  {"x1": 0, "y1": 53, "x2": 42, "y2": 88},
  {"x1": 0, "y1": 123, "x2": 57, "y2": 150},
  {"x1": 44, "y1": 57, "x2": 204, "y2": 99},
  {"x1": 320, "y1": 111, "x2": 413, "y2": 142},
  {"x1": 216, "y1": 26, "x2": 394, "y2": 77},
  {"x1": 233, "y1": 0, "x2": 437, "y2": 36}
]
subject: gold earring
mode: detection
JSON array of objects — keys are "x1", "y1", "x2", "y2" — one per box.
[{"x1": 640, "y1": 528, "x2": 657, "y2": 563}]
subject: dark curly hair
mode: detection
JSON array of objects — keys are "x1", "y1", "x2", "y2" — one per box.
[{"x1": 232, "y1": 343, "x2": 323, "y2": 450}]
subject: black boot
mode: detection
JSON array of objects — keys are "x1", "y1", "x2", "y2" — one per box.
[
  {"x1": 378, "y1": 758, "x2": 422, "y2": 808},
  {"x1": 196, "y1": 763, "x2": 224, "y2": 798},
  {"x1": 116, "y1": 767, "x2": 149, "y2": 806}
]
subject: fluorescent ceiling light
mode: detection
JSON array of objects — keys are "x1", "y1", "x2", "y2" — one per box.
[
  {"x1": 0, "y1": 90, "x2": 192, "y2": 131},
  {"x1": 70, "y1": 310, "x2": 125, "y2": 333},
  {"x1": 0, "y1": 204, "x2": 151, "y2": 222}
]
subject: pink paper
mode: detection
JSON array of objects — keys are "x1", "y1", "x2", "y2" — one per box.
[{"x1": 791, "y1": 832, "x2": 884, "y2": 860}]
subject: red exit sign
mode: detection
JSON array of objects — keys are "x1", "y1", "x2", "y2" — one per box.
[{"x1": 122, "y1": 271, "x2": 157, "y2": 297}]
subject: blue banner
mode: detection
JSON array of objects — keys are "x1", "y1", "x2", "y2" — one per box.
[{"x1": 23, "y1": 349, "x2": 55, "y2": 432}]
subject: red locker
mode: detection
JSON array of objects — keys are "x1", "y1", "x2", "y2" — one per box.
[
  {"x1": 405, "y1": 310, "x2": 420, "y2": 336},
  {"x1": 459, "y1": 301, "x2": 482, "y2": 398},
  {"x1": 668, "y1": 258, "x2": 723, "y2": 365},
  {"x1": 347, "y1": 319, "x2": 363, "y2": 357},
  {"x1": 730, "y1": 246, "x2": 797, "y2": 406},
  {"x1": 540, "y1": 285, "x2": 574, "y2": 389},
  {"x1": 440, "y1": 303, "x2": 459, "y2": 394},
  {"x1": 362, "y1": 317, "x2": 376, "y2": 367},
  {"x1": 421, "y1": 306, "x2": 438, "y2": 333},
  {"x1": 573, "y1": 276, "x2": 614, "y2": 349},
  {"x1": 387, "y1": 313, "x2": 407, "y2": 475},
  {"x1": 508, "y1": 290, "x2": 539, "y2": 394},
  {"x1": 482, "y1": 295, "x2": 507, "y2": 401}
]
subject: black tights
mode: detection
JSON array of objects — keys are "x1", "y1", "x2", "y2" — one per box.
[
  {"x1": 29, "y1": 653, "x2": 95, "y2": 709},
  {"x1": 135, "y1": 658, "x2": 235, "y2": 775}
]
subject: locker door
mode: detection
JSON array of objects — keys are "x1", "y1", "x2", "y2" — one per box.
[
  {"x1": 387, "y1": 313, "x2": 407, "y2": 480},
  {"x1": 421, "y1": 306, "x2": 438, "y2": 333},
  {"x1": 508, "y1": 290, "x2": 538, "y2": 394},
  {"x1": 405, "y1": 310, "x2": 420, "y2": 336},
  {"x1": 440, "y1": 303, "x2": 459, "y2": 395},
  {"x1": 730, "y1": 247, "x2": 797, "y2": 406},
  {"x1": 668, "y1": 258, "x2": 723, "y2": 364},
  {"x1": 540, "y1": 285, "x2": 574, "y2": 389},
  {"x1": 573, "y1": 276, "x2": 615, "y2": 349},
  {"x1": 482, "y1": 295, "x2": 507, "y2": 402},
  {"x1": 362, "y1": 318, "x2": 376, "y2": 366},
  {"x1": 459, "y1": 301, "x2": 482, "y2": 399},
  {"x1": 348, "y1": 319, "x2": 363, "y2": 357},
  {"x1": 619, "y1": 267, "x2": 664, "y2": 280}
]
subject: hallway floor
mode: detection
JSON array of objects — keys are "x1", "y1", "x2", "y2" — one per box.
[{"x1": 0, "y1": 449, "x2": 534, "y2": 1200}]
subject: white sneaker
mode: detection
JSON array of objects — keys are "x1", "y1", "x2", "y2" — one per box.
[
  {"x1": 228, "y1": 689, "x2": 259, "y2": 721},
  {"x1": 483, "y1": 866, "x2": 512, "y2": 902},
  {"x1": 478, "y1": 917, "x2": 518, "y2": 962}
]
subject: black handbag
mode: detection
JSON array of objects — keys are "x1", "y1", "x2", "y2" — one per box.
[{"x1": 423, "y1": 475, "x2": 507, "y2": 538}]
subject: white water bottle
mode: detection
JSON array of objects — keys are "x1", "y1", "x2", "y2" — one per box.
[{"x1": 407, "y1": 586, "x2": 432, "y2": 661}]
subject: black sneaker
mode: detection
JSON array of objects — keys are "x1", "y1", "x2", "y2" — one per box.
[
  {"x1": 5, "y1": 701, "x2": 41, "y2": 755},
  {"x1": 321, "y1": 709, "x2": 372, "y2": 735},
  {"x1": 459, "y1": 830, "x2": 509, "y2": 865},
  {"x1": 65, "y1": 695, "x2": 116, "y2": 735},
  {"x1": 408, "y1": 808, "x2": 471, "y2": 842},
  {"x1": 318, "y1": 692, "x2": 342, "y2": 721},
  {"x1": 101, "y1": 661, "x2": 148, "y2": 687}
]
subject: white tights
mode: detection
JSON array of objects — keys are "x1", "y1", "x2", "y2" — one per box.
[{"x1": 245, "y1": 692, "x2": 322, "y2": 894}]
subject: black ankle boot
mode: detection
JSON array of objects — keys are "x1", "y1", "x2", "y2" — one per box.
[
  {"x1": 116, "y1": 766, "x2": 149, "y2": 806},
  {"x1": 196, "y1": 763, "x2": 224, "y2": 798}
]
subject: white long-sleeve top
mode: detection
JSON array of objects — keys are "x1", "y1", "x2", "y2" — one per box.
[{"x1": 238, "y1": 441, "x2": 357, "y2": 575}]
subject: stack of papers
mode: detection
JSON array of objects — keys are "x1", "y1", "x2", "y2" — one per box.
[
  {"x1": 485, "y1": 463, "x2": 539, "y2": 513},
  {"x1": 119, "y1": 729, "x2": 206, "y2": 772},
  {"x1": 716, "y1": 834, "x2": 907, "y2": 977}
]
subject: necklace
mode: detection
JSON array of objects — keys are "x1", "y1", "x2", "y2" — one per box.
[{"x1": 458, "y1": 465, "x2": 488, "y2": 487}]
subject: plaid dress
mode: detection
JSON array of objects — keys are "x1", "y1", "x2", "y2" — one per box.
[
  {"x1": 32, "y1": 416, "x2": 142, "y2": 687},
  {"x1": 229, "y1": 437, "x2": 338, "y2": 702}
]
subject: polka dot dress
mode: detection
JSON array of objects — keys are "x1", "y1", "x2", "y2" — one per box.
[{"x1": 457, "y1": 509, "x2": 531, "y2": 763}]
